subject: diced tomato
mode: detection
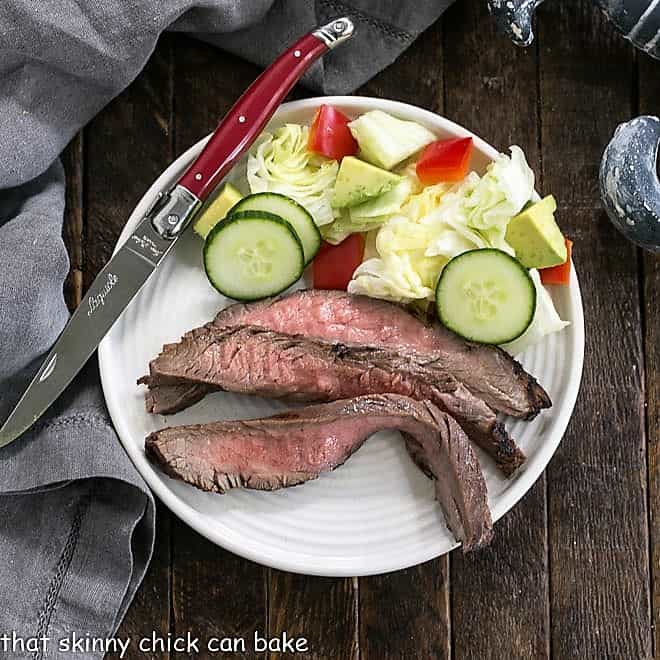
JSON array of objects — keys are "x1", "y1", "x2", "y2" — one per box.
[
  {"x1": 416, "y1": 137, "x2": 473, "y2": 184},
  {"x1": 540, "y1": 239, "x2": 573, "y2": 286},
  {"x1": 308, "y1": 105, "x2": 358, "y2": 160},
  {"x1": 313, "y1": 234, "x2": 365, "y2": 290}
]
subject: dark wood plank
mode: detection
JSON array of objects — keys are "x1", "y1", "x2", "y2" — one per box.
[
  {"x1": 171, "y1": 36, "x2": 267, "y2": 660},
  {"x1": 172, "y1": 34, "x2": 261, "y2": 142},
  {"x1": 61, "y1": 133, "x2": 84, "y2": 310},
  {"x1": 443, "y1": 2, "x2": 541, "y2": 157},
  {"x1": 356, "y1": 19, "x2": 451, "y2": 660},
  {"x1": 268, "y1": 572, "x2": 358, "y2": 659},
  {"x1": 360, "y1": 562, "x2": 450, "y2": 659},
  {"x1": 171, "y1": 517, "x2": 266, "y2": 659},
  {"x1": 442, "y1": 4, "x2": 550, "y2": 658},
  {"x1": 644, "y1": 244, "x2": 660, "y2": 659},
  {"x1": 83, "y1": 37, "x2": 174, "y2": 656},
  {"x1": 638, "y1": 54, "x2": 660, "y2": 658},
  {"x1": 539, "y1": 2, "x2": 651, "y2": 657}
]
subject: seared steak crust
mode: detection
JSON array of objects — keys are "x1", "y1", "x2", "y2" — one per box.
[
  {"x1": 144, "y1": 290, "x2": 550, "y2": 421},
  {"x1": 139, "y1": 324, "x2": 525, "y2": 474},
  {"x1": 211, "y1": 290, "x2": 551, "y2": 417},
  {"x1": 145, "y1": 394, "x2": 493, "y2": 551}
]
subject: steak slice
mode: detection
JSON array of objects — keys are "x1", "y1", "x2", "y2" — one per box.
[
  {"x1": 146, "y1": 289, "x2": 550, "y2": 418},
  {"x1": 216, "y1": 290, "x2": 551, "y2": 417},
  {"x1": 139, "y1": 324, "x2": 525, "y2": 474},
  {"x1": 145, "y1": 394, "x2": 493, "y2": 551},
  {"x1": 144, "y1": 382, "x2": 208, "y2": 415}
]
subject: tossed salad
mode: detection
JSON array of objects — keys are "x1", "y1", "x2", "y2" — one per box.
[{"x1": 193, "y1": 104, "x2": 572, "y2": 355}]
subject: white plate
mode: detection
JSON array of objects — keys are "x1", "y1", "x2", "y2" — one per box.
[{"x1": 99, "y1": 96, "x2": 584, "y2": 576}]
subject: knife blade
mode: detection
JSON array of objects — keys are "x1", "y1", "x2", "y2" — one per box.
[{"x1": 0, "y1": 17, "x2": 354, "y2": 448}]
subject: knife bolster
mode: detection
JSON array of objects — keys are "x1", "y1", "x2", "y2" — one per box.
[{"x1": 149, "y1": 185, "x2": 202, "y2": 240}]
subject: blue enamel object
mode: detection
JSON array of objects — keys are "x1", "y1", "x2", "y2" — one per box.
[{"x1": 600, "y1": 116, "x2": 660, "y2": 252}]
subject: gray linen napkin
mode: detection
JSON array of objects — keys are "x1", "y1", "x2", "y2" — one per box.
[{"x1": 0, "y1": 1, "x2": 453, "y2": 656}]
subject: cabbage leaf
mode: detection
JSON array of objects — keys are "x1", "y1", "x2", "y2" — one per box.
[
  {"x1": 502, "y1": 270, "x2": 570, "y2": 355},
  {"x1": 247, "y1": 124, "x2": 338, "y2": 226}
]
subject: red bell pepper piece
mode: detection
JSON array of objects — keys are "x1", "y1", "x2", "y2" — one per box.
[
  {"x1": 416, "y1": 137, "x2": 473, "y2": 184},
  {"x1": 313, "y1": 234, "x2": 365, "y2": 290},
  {"x1": 308, "y1": 105, "x2": 358, "y2": 160},
  {"x1": 540, "y1": 239, "x2": 573, "y2": 286}
]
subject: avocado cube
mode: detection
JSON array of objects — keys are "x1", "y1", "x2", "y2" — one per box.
[
  {"x1": 505, "y1": 195, "x2": 567, "y2": 269},
  {"x1": 332, "y1": 156, "x2": 402, "y2": 208},
  {"x1": 194, "y1": 183, "x2": 242, "y2": 239}
]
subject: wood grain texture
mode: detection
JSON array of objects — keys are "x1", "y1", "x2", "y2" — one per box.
[
  {"x1": 442, "y1": 4, "x2": 549, "y2": 659},
  {"x1": 638, "y1": 54, "x2": 660, "y2": 658},
  {"x1": 61, "y1": 133, "x2": 84, "y2": 310},
  {"x1": 539, "y1": 2, "x2": 651, "y2": 657},
  {"x1": 357, "y1": 19, "x2": 451, "y2": 660},
  {"x1": 644, "y1": 246, "x2": 660, "y2": 659},
  {"x1": 82, "y1": 37, "x2": 174, "y2": 654},
  {"x1": 171, "y1": 36, "x2": 267, "y2": 660},
  {"x1": 442, "y1": 1, "x2": 541, "y2": 159},
  {"x1": 359, "y1": 562, "x2": 450, "y2": 660},
  {"x1": 172, "y1": 34, "x2": 262, "y2": 150},
  {"x1": 268, "y1": 572, "x2": 358, "y2": 660},
  {"x1": 171, "y1": 517, "x2": 266, "y2": 660}
]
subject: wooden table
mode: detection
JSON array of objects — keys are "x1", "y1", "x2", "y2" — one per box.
[{"x1": 63, "y1": 2, "x2": 659, "y2": 657}]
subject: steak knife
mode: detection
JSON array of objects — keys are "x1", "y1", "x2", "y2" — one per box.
[{"x1": 0, "y1": 17, "x2": 354, "y2": 448}]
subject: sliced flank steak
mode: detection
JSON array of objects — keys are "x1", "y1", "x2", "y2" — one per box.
[
  {"x1": 145, "y1": 394, "x2": 493, "y2": 551},
  {"x1": 211, "y1": 289, "x2": 551, "y2": 417},
  {"x1": 144, "y1": 289, "x2": 549, "y2": 421},
  {"x1": 139, "y1": 324, "x2": 525, "y2": 474}
]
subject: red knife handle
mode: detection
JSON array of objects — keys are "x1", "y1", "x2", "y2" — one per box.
[{"x1": 178, "y1": 18, "x2": 354, "y2": 201}]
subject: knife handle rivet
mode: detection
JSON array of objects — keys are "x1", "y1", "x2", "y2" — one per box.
[
  {"x1": 194, "y1": 173, "x2": 202, "y2": 181},
  {"x1": 167, "y1": 214, "x2": 179, "y2": 225},
  {"x1": 239, "y1": 115, "x2": 246, "y2": 123},
  {"x1": 294, "y1": 50, "x2": 301, "y2": 58}
]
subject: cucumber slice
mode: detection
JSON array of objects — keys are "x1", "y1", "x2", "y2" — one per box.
[
  {"x1": 435, "y1": 249, "x2": 536, "y2": 345},
  {"x1": 204, "y1": 211, "x2": 304, "y2": 301},
  {"x1": 229, "y1": 193, "x2": 320, "y2": 265}
]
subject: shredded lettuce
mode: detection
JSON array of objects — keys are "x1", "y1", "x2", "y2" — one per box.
[
  {"x1": 401, "y1": 181, "x2": 452, "y2": 223},
  {"x1": 347, "y1": 253, "x2": 437, "y2": 302},
  {"x1": 421, "y1": 147, "x2": 535, "y2": 256},
  {"x1": 464, "y1": 145, "x2": 535, "y2": 248},
  {"x1": 502, "y1": 270, "x2": 570, "y2": 355},
  {"x1": 247, "y1": 124, "x2": 338, "y2": 226}
]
